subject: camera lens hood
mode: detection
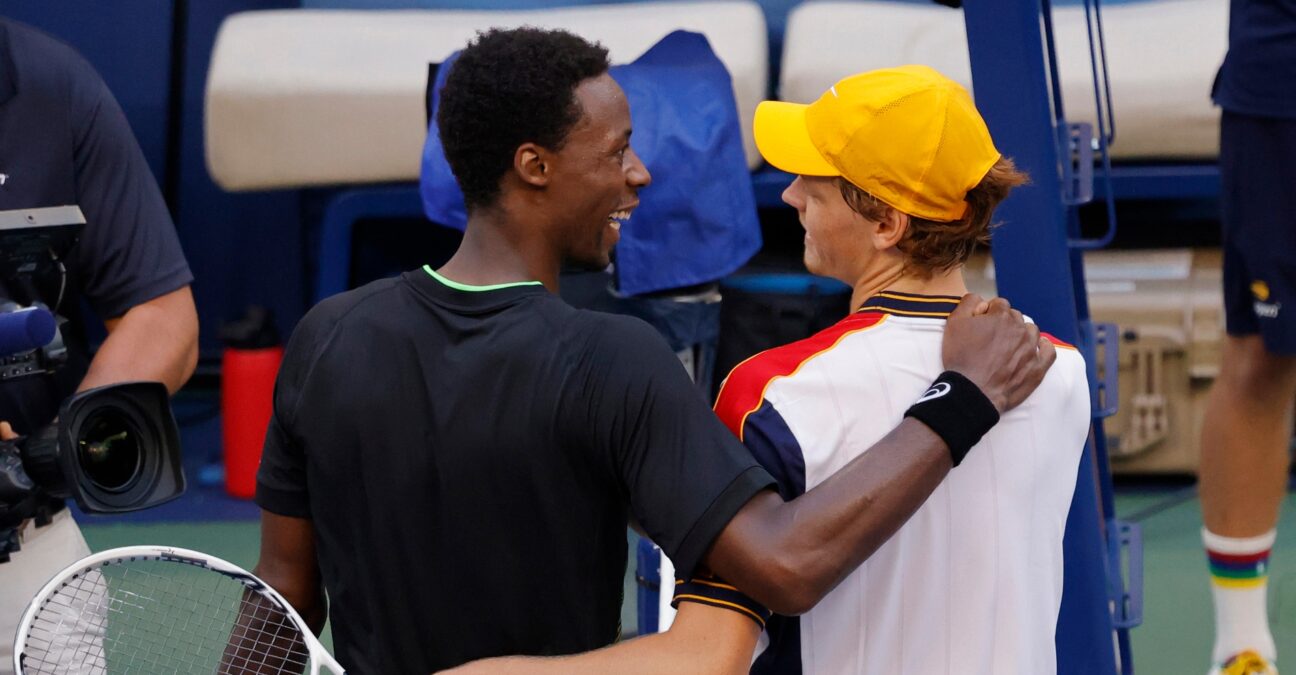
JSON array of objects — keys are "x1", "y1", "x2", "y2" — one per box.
[{"x1": 54, "y1": 382, "x2": 186, "y2": 514}]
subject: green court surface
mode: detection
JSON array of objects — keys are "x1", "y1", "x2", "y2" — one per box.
[{"x1": 80, "y1": 491, "x2": 1296, "y2": 674}]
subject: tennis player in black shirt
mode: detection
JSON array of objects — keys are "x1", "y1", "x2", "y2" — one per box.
[{"x1": 253, "y1": 28, "x2": 1056, "y2": 673}]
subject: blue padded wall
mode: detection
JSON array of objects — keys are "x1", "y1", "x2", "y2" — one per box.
[{"x1": 176, "y1": 0, "x2": 306, "y2": 356}]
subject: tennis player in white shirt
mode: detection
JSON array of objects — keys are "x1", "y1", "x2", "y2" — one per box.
[{"x1": 446, "y1": 64, "x2": 1089, "y2": 675}]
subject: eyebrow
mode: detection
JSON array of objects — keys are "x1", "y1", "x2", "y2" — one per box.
[{"x1": 610, "y1": 128, "x2": 632, "y2": 150}]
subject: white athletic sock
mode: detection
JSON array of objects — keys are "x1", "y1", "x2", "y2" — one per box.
[{"x1": 1203, "y1": 528, "x2": 1278, "y2": 665}]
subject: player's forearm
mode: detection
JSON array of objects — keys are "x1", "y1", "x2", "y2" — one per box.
[
  {"x1": 250, "y1": 561, "x2": 328, "y2": 635},
  {"x1": 254, "y1": 511, "x2": 329, "y2": 633},
  {"x1": 437, "y1": 605, "x2": 758, "y2": 675},
  {"x1": 80, "y1": 286, "x2": 198, "y2": 394},
  {"x1": 706, "y1": 418, "x2": 951, "y2": 615},
  {"x1": 438, "y1": 640, "x2": 739, "y2": 675}
]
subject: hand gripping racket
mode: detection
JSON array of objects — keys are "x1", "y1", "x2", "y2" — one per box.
[{"x1": 13, "y1": 545, "x2": 344, "y2": 674}]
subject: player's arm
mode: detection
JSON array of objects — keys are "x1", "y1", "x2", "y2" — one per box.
[
  {"x1": 248, "y1": 311, "x2": 333, "y2": 633},
  {"x1": 66, "y1": 46, "x2": 198, "y2": 396},
  {"x1": 220, "y1": 511, "x2": 327, "y2": 674},
  {"x1": 436, "y1": 601, "x2": 759, "y2": 675},
  {"x1": 253, "y1": 511, "x2": 328, "y2": 633},
  {"x1": 80, "y1": 286, "x2": 199, "y2": 394},
  {"x1": 704, "y1": 296, "x2": 1055, "y2": 615}
]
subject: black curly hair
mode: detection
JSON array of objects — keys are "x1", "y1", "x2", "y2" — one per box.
[{"x1": 437, "y1": 27, "x2": 611, "y2": 210}]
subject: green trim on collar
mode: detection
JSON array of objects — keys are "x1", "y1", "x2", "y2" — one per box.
[{"x1": 423, "y1": 265, "x2": 543, "y2": 292}]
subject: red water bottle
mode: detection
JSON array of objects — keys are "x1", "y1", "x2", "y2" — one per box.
[{"x1": 220, "y1": 307, "x2": 282, "y2": 499}]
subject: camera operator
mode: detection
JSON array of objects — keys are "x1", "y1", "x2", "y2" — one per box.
[{"x1": 0, "y1": 17, "x2": 197, "y2": 672}]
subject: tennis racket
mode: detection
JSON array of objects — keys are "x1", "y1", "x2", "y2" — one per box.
[{"x1": 13, "y1": 545, "x2": 344, "y2": 674}]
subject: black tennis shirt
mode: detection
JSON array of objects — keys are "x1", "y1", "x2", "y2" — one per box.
[{"x1": 256, "y1": 266, "x2": 774, "y2": 673}]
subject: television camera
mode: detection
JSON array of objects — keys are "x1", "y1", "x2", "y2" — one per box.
[{"x1": 0, "y1": 206, "x2": 185, "y2": 562}]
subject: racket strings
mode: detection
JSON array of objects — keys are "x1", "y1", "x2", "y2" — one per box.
[
  {"x1": 221, "y1": 592, "x2": 311, "y2": 673},
  {"x1": 20, "y1": 558, "x2": 312, "y2": 674}
]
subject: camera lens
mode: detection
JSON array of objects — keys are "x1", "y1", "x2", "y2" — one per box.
[{"x1": 75, "y1": 408, "x2": 142, "y2": 493}]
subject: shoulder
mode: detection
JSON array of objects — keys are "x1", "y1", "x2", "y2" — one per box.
[
  {"x1": 1018, "y1": 330, "x2": 1090, "y2": 418},
  {"x1": 2, "y1": 19, "x2": 104, "y2": 100},
  {"x1": 714, "y1": 312, "x2": 888, "y2": 434},
  {"x1": 276, "y1": 278, "x2": 408, "y2": 416},
  {"x1": 1041, "y1": 331, "x2": 1087, "y2": 376},
  {"x1": 306, "y1": 276, "x2": 404, "y2": 323},
  {"x1": 567, "y1": 307, "x2": 673, "y2": 356},
  {"x1": 1014, "y1": 318, "x2": 1087, "y2": 385},
  {"x1": 3, "y1": 19, "x2": 82, "y2": 67},
  {"x1": 289, "y1": 278, "x2": 406, "y2": 354},
  {"x1": 1041, "y1": 331, "x2": 1078, "y2": 351},
  {"x1": 554, "y1": 309, "x2": 701, "y2": 400}
]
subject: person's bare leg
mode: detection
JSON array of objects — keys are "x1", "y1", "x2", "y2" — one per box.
[
  {"x1": 1201, "y1": 335, "x2": 1296, "y2": 534},
  {"x1": 1199, "y1": 334, "x2": 1296, "y2": 669}
]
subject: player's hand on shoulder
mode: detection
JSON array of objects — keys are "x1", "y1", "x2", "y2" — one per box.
[{"x1": 942, "y1": 293, "x2": 1056, "y2": 413}]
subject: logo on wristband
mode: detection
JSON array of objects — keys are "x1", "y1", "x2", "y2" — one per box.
[{"x1": 916, "y1": 382, "x2": 952, "y2": 404}]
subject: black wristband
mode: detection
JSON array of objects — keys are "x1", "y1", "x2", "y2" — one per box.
[{"x1": 903, "y1": 371, "x2": 1000, "y2": 467}]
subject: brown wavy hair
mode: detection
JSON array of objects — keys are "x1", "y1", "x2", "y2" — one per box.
[{"x1": 836, "y1": 156, "x2": 1028, "y2": 277}]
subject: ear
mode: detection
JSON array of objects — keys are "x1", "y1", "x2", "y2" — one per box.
[
  {"x1": 872, "y1": 207, "x2": 910, "y2": 251},
  {"x1": 514, "y1": 142, "x2": 550, "y2": 188}
]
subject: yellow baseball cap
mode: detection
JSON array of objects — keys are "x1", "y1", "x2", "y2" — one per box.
[{"x1": 755, "y1": 65, "x2": 1001, "y2": 222}]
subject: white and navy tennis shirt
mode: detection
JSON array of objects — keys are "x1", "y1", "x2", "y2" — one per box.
[{"x1": 676, "y1": 291, "x2": 1090, "y2": 675}]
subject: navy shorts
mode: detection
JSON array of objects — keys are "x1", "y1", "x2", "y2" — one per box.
[{"x1": 1220, "y1": 111, "x2": 1296, "y2": 354}]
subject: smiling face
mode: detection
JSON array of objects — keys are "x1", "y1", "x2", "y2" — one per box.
[{"x1": 544, "y1": 74, "x2": 651, "y2": 270}]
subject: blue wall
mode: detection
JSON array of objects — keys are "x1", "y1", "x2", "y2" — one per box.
[{"x1": 176, "y1": 0, "x2": 305, "y2": 356}]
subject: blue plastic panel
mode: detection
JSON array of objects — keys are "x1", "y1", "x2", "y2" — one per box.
[
  {"x1": 1111, "y1": 519, "x2": 1144, "y2": 630},
  {"x1": 1090, "y1": 321, "x2": 1120, "y2": 419},
  {"x1": 1061, "y1": 122, "x2": 1096, "y2": 206}
]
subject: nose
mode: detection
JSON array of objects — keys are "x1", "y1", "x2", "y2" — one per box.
[
  {"x1": 626, "y1": 147, "x2": 652, "y2": 188},
  {"x1": 782, "y1": 176, "x2": 806, "y2": 211}
]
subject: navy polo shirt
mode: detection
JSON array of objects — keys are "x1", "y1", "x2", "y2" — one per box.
[
  {"x1": 0, "y1": 18, "x2": 192, "y2": 434},
  {"x1": 1213, "y1": 0, "x2": 1296, "y2": 119}
]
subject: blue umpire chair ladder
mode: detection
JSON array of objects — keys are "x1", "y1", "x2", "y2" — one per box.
[{"x1": 964, "y1": 0, "x2": 1141, "y2": 673}]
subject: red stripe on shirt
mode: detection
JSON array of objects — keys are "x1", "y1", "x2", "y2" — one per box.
[
  {"x1": 1042, "y1": 332, "x2": 1077, "y2": 351},
  {"x1": 713, "y1": 312, "x2": 888, "y2": 440}
]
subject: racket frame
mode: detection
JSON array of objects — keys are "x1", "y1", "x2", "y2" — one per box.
[{"x1": 13, "y1": 544, "x2": 344, "y2": 675}]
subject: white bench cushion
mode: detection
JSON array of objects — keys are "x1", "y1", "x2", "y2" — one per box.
[
  {"x1": 205, "y1": 2, "x2": 768, "y2": 191},
  {"x1": 780, "y1": 0, "x2": 1227, "y2": 162}
]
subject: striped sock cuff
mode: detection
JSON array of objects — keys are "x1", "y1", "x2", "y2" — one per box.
[{"x1": 1204, "y1": 528, "x2": 1276, "y2": 589}]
